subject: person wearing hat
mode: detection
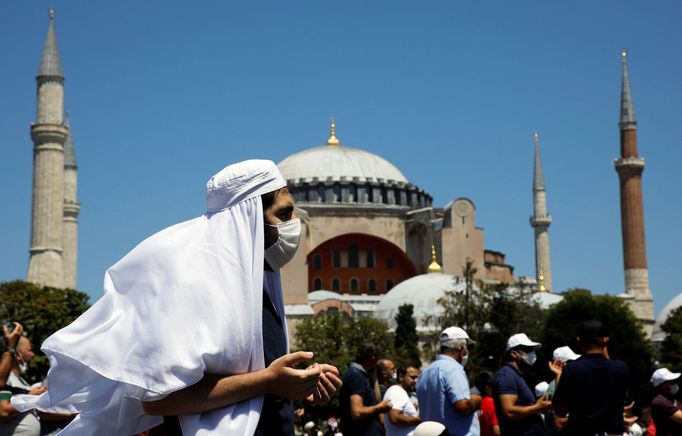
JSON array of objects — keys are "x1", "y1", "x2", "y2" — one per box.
[
  {"x1": 552, "y1": 320, "x2": 631, "y2": 435},
  {"x1": 543, "y1": 345, "x2": 580, "y2": 434},
  {"x1": 492, "y1": 333, "x2": 550, "y2": 435},
  {"x1": 416, "y1": 326, "x2": 481, "y2": 435},
  {"x1": 650, "y1": 368, "x2": 682, "y2": 435}
]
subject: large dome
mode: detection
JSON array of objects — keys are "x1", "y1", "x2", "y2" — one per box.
[
  {"x1": 279, "y1": 145, "x2": 408, "y2": 183},
  {"x1": 652, "y1": 292, "x2": 682, "y2": 342}
]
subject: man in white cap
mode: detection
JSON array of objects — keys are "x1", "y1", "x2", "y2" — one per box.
[
  {"x1": 416, "y1": 326, "x2": 481, "y2": 435},
  {"x1": 492, "y1": 333, "x2": 550, "y2": 435},
  {"x1": 650, "y1": 368, "x2": 682, "y2": 435},
  {"x1": 11, "y1": 160, "x2": 342, "y2": 436}
]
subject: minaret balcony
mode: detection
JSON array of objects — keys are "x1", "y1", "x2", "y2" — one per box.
[
  {"x1": 614, "y1": 157, "x2": 645, "y2": 169},
  {"x1": 31, "y1": 123, "x2": 68, "y2": 145},
  {"x1": 530, "y1": 215, "x2": 552, "y2": 227}
]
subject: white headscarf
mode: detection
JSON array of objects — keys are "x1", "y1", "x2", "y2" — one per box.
[{"x1": 13, "y1": 160, "x2": 287, "y2": 435}]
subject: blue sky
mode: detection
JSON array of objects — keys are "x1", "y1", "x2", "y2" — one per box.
[{"x1": 1, "y1": 1, "x2": 680, "y2": 316}]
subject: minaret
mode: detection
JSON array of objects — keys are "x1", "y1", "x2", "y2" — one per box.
[
  {"x1": 27, "y1": 10, "x2": 68, "y2": 287},
  {"x1": 63, "y1": 111, "x2": 80, "y2": 289},
  {"x1": 530, "y1": 131, "x2": 553, "y2": 292},
  {"x1": 614, "y1": 50, "x2": 654, "y2": 332}
]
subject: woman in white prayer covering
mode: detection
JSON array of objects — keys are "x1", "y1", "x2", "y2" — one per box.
[{"x1": 12, "y1": 160, "x2": 342, "y2": 436}]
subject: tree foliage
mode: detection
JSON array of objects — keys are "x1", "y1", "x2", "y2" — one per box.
[
  {"x1": 541, "y1": 289, "x2": 654, "y2": 405},
  {"x1": 394, "y1": 304, "x2": 421, "y2": 368},
  {"x1": 294, "y1": 312, "x2": 395, "y2": 374},
  {"x1": 0, "y1": 280, "x2": 91, "y2": 381},
  {"x1": 293, "y1": 312, "x2": 394, "y2": 418},
  {"x1": 660, "y1": 305, "x2": 682, "y2": 372},
  {"x1": 436, "y1": 260, "x2": 545, "y2": 371}
]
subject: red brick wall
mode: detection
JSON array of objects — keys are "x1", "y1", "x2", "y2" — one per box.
[{"x1": 308, "y1": 233, "x2": 417, "y2": 294}]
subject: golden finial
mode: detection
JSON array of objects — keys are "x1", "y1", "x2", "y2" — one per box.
[
  {"x1": 428, "y1": 245, "x2": 442, "y2": 273},
  {"x1": 49, "y1": 9, "x2": 55, "y2": 20},
  {"x1": 538, "y1": 272, "x2": 546, "y2": 292},
  {"x1": 621, "y1": 49, "x2": 627, "y2": 64},
  {"x1": 326, "y1": 116, "x2": 340, "y2": 146},
  {"x1": 534, "y1": 130, "x2": 539, "y2": 146}
]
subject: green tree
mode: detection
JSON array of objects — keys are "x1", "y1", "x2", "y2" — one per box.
[
  {"x1": 394, "y1": 304, "x2": 421, "y2": 367},
  {"x1": 541, "y1": 289, "x2": 654, "y2": 405},
  {"x1": 0, "y1": 280, "x2": 91, "y2": 381},
  {"x1": 660, "y1": 306, "x2": 682, "y2": 372},
  {"x1": 436, "y1": 260, "x2": 544, "y2": 371},
  {"x1": 293, "y1": 312, "x2": 395, "y2": 419}
]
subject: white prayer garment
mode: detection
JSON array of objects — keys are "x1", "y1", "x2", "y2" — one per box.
[{"x1": 12, "y1": 160, "x2": 288, "y2": 435}]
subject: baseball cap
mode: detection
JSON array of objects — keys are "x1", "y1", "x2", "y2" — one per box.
[
  {"x1": 650, "y1": 368, "x2": 681, "y2": 387},
  {"x1": 553, "y1": 346, "x2": 581, "y2": 362},
  {"x1": 506, "y1": 333, "x2": 541, "y2": 350},
  {"x1": 439, "y1": 326, "x2": 475, "y2": 345},
  {"x1": 414, "y1": 421, "x2": 447, "y2": 436},
  {"x1": 534, "y1": 381, "x2": 549, "y2": 397}
]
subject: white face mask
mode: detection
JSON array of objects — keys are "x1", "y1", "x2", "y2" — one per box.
[
  {"x1": 670, "y1": 383, "x2": 679, "y2": 396},
  {"x1": 19, "y1": 362, "x2": 28, "y2": 374},
  {"x1": 264, "y1": 218, "x2": 301, "y2": 270},
  {"x1": 460, "y1": 347, "x2": 469, "y2": 367},
  {"x1": 520, "y1": 350, "x2": 537, "y2": 366}
]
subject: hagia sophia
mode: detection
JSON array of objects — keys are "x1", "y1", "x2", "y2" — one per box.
[{"x1": 23, "y1": 11, "x2": 677, "y2": 347}]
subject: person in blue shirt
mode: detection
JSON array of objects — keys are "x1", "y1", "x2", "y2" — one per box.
[
  {"x1": 416, "y1": 327, "x2": 481, "y2": 435},
  {"x1": 493, "y1": 333, "x2": 551, "y2": 436}
]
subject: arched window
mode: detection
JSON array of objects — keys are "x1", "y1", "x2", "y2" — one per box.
[
  {"x1": 366, "y1": 250, "x2": 375, "y2": 268},
  {"x1": 313, "y1": 278, "x2": 322, "y2": 290},
  {"x1": 333, "y1": 251, "x2": 341, "y2": 268},
  {"x1": 386, "y1": 280, "x2": 394, "y2": 291},
  {"x1": 386, "y1": 257, "x2": 393, "y2": 269},
  {"x1": 331, "y1": 278, "x2": 340, "y2": 292},
  {"x1": 349, "y1": 244, "x2": 359, "y2": 268},
  {"x1": 368, "y1": 279, "x2": 377, "y2": 294},
  {"x1": 313, "y1": 254, "x2": 323, "y2": 269},
  {"x1": 350, "y1": 278, "x2": 359, "y2": 294}
]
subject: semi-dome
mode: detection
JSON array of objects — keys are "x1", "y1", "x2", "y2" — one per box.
[
  {"x1": 652, "y1": 292, "x2": 682, "y2": 342},
  {"x1": 373, "y1": 273, "x2": 468, "y2": 333}
]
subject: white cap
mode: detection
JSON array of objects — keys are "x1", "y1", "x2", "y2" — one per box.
[
  {"x1": 552, "y1": 346, "x2": 581, "y2": 362},
  {"x1": 414, "y1": 421, "x2": 447, "y2": 436},
  {"x1": 651, "y1": 368, "x2": 681, "y2": 387},
  {"x1": 304, "y1": 421, "x2": 315, "y2": 431},
  {"x1": 506, "y1": 333, "x2": 541, "y2": 350},
  {"x1": 439, "y1": 326, "x2": 475, "y2": 345},
  {"x1": 534, "y1": 381, "x2": 549, "y2": 397}
]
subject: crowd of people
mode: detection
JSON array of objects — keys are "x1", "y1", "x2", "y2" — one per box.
[
  {"x1": 333, "y1": 320, "x2": 682, "y2": 436},
  {"x1": 0, "y1": 160, "x2": 680, "y2": 436}
]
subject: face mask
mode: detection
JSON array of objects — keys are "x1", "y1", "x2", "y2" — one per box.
[
  {"x1": 460, "y1": 347, "x2": 469, "y2": 367},
  {"x1": 19, "y1": 362, "x2": 28, "y2": 374},
  {"x1": 520, "y1": 350, "x2": 537, "y2": 366},
  {"x1": 390, "y1": 371, "x2": 397, "y2": 383},
  {"x1": 670, "y1": 384, "x2": 679, "y2": 396},
  {"x1": 264, "y1": 218, "x2": 301, "y2": 270}
]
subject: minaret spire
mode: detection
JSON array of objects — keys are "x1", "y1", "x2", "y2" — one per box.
[
  {"x1": 533, "y1": 131, "x2": 545, "y2": 191},
  {"x1": 326, "y1": 116, "x2": 340, "y2": 146},
  {"x1": 620, "y1": 50, "x2": 636, "y2": 129},
  {"x1": 37, "y1": 9, "x2": 64, "y2": 80},
  {"x1": 530, "y1": 130, "x2": 553, "y2": 292},
  {"x1": 614, "y1": 50, "x2": 653, "y2": 335}
]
